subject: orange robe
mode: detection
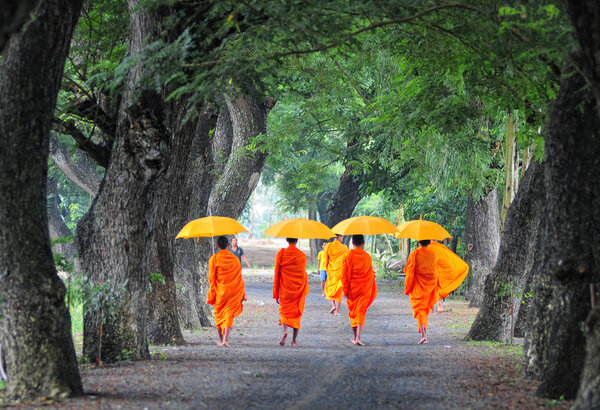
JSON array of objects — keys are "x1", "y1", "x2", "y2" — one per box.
[
  {"x1": 206, "y1": 249, "x2": 246, "y2": 329},
  {"x1": 404, "y1": 246, "x2": 440, "y2": 331},
  {"x1": 429, "y1": 241, "x2": 469, "y2": 298},
  {"x1": 341, "y1": 248, "x2": 377, "y2": 327},
  {"x1": 324, "y1": 240, "x2": 348, "y2": 303},
  {"x1": 273, "y1": 244, "x2": 309, "y2": 329}
]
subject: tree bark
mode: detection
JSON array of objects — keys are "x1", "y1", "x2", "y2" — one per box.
[
  {"x1": 524, "y1": 62, "x2": 600, "y2": 399},
  {"x1": 320, "y1": 164, "x2": 362, "y2": 229},
  {"x1": 0, "y1": 0, "x2": 38, "y2": 52},
  {"x1": 464, "y1": 187, "x2": 500, "y2": 307},
  {"x1": 0, "y1": 0, "x2": 83, "y2": 401},
  {"x1": 77, "y1": 1, "x2": 169, "y2": 363},
  {"x1": 467, "y1": 161, "x2": 543, "y2": 342},
  {"x1": 572, "y1": 307, "x2": 600, "y2": 409},
  {"x1": 150, "y1": 105, "x2": 217, "y2": 334}
]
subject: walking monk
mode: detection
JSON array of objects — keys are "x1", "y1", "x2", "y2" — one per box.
[
  {"x1": 273, "y1": 238, "x2": 310, "y2": 346},
  {"x1": 404, "y1": 239, "x2": 440, "y2": 344},
  {"x1": 207, "y1": 236, "x2": 246, "y2": 348},
  {"x1": 342, "y1": 235, "x2": 377, "y2": 346},
  {"x1": 324, "y1": 234, "x2": 348, "y2": 315}
]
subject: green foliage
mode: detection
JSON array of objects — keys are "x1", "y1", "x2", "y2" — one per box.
[
  {"x1": 148, "y1": 272, "x2": 166, "y2": 293},
  {"x1": 372, "y1": 249, "x2": 399, "y2": 279}
]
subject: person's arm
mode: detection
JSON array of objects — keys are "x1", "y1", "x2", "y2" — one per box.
[
  {"x1": 404, "y1": 251, "x2": 416, "y2": 295},
  {"x1": 341, "y1": 252, "x2": 351, "y2": 299},
  {"x1": 273, "y1": 249, "x2": 283, "y2": 303},
  {"x1": 242, "y1": 254, "x2": 252, "y2": 268},
  {"x1": 206, "y1": 255, "x2": 217, "y2": 304}
]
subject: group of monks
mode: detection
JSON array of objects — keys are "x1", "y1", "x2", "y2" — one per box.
[{"x1": 206, "y1": 233, "x2": 468, "y2": 347}]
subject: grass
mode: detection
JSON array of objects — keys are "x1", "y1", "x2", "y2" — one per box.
[{"x1": 69, "y1": 302, "x2": 83, "y2": 334}]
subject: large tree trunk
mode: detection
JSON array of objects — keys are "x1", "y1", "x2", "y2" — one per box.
[
  {"x1": 0, "y1": 0, "x2": 38, "y2": 52},
  {"x1": 525, "y1": 1, "x2": 600, "y2": 400},
  {"x1": 77, "y1": 1, "x2": 169, "y2": 363},
  {"x1": 0, "y1": 0, "x2": 83, "y2": 401},
  {"x1": 464, "y1": 187, "x2": 501, "y2": 307},
  {"x1": 467, "y1": 161, "x2": 543, "y2": 342},
  {"x1": 308, "y1": 208, "x2": 318, "y2": 264},
  {"x1": 524, "y1": 62, "x2": 600, "y2": 399},
  {"x1": 149, "y1": 105, "x2": 217, "y2": 336},
  {"x1": 320, "y1": 165, "x2": 362, "y2": 229}
]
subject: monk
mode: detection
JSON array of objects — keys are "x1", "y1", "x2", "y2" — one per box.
[
  {"x1": 429, "y1": 241, "x2": 469, "y2": 313},
  {"x1": 341, "y1": 234, "x2": 377, "y2": 346},
  {"x1": 404, "y1": 239, "x2": 440, "y2": 344},
  {"x1": 324, "y1": 234, "x2": 348, "y2": 315},
  {"x1": 273, "y1": 238, "x2": 310, "y2": 346},
  {"x1": 206, "y1": 236, "x2": 246, "y2": 348}
]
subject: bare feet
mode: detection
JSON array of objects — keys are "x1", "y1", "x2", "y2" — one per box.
[
  {"x1": 351, "y1": 338, "x2": 357, "y2": 344},
  {"x1": 222, "y1": 342, "x2": 232, "y2": 348},
  {"x1": 418, "y1": 337, "x2": 428, "y2": 344},
  {"x1": 329, "y1": 306, "x2": 336, "y2": 314},
  {"x1": 355, "y1": 340, "x2": 365, "y2": 346},
  {"x1": 216, "y1": 341, "x2": 223, "y2": 346},
  {"x1": 291, "y1": 341, "x2": 301, "y2": 347},
  {"x1": 279, "y1": 332, "x2": 288, "y2": 346},
  {"x1": 321, "y1": 292, "x2": 325, "y2": 297},
  {"x1": 334, "y1": 312, "x2": 340, "y2": 316}
]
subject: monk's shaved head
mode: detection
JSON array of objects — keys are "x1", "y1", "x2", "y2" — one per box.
[
  {"x1": 217, "y1": 236, "x2": 229, "y2": 250},
  {"x1": 352, "y1": 234, "x2": 365, "y2": 246}
]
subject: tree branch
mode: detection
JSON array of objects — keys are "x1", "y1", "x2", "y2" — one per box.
[{"x1": 52, "y1": 118, "x2": 111, "y2": 167}]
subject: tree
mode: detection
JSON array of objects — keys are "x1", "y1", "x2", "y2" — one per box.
[
  {"x1": 0, "y1": 0, "x2": 83, "y2": 401},
  {"x1": 0, "y1": 0, "x2": 38, "y2": 52},
  {"x1": 524, "y1": 0, "x2": 600, "y2": 400},
  {"x1": 467, "y1": 160, "x2": 543, "y2": 342}
]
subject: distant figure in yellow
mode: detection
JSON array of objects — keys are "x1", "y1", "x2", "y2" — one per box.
[
  {"x1": 324, "y1": 233, "x2": 348, "y2": 316},
  {"x1": 404, "y1": 239, "x2": 440, "y2": 344},
  {"x1": 317, "y1": 241, "x2": 328, "y2": 296},
  {"x1": 207, "y1": 236, "x2": 246, "y2": 348},
  {"x1": 341, "y1": 234, "x2": 377, "y2": 346},
  {"x1": 273, "y1": 238, "x2": 310, "y2": 346}
]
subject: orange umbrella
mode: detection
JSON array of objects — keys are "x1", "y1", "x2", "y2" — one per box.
[
  {"x1": 263, "y1": 218, "x2": 335, "y2": 239},
  {"x1": 175, "y1": 216, "x2": 247, "y2": 239},
  {"x1": 395, "y1": 215, "x2": 452, "y2": 241},
  {"x1": 330, "y1": 216, "x2": 399, "y2": 235}
]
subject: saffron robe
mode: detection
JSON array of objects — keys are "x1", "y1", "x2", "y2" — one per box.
[
  {"x1": 429, "y1": 241, "x2": 469, "y2": 298},
  {"x1": 207, "y1": 249, "x2": 246, "y2": 329},
  {"x1": 341, "y1": 247, "x2": 377, "y2": 327},
  {"x1": 404, "y1": 246, "x2": 440, "y2": 331},
  {"x1": 324, "y1": 240, "x2": 348, "y2": 303},
  {"x1": 273, "y1": 244, "x2": 309, "y2": 329}
]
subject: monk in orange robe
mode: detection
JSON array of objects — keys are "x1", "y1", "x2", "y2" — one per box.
[
  {"x1": 273, "y1": 238, "x2": 309, "y2": 346},
  {"x1": 324, "y1": 234, "x2": 348, "y2": 315},
  {"x1": 341, "y1": 234, "x2": 377, "y2": 346},
  {"x1": 404, "y1": 239, "x2": 440, "y2": 344},
  {"x1": 207, "y1": 236, "x2": 246, "y2": 348},
  {"x1": 429, "y1": 241, "x2": 469, "y2": 313}
]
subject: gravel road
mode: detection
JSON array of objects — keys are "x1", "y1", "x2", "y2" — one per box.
[{"x1": 44, "y1": 279, "x2": 567, "y2": 409}]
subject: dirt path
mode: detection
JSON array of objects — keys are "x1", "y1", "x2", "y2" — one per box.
[{"x1": 40, "y1": 279, "x2": 568, "y2": 409}]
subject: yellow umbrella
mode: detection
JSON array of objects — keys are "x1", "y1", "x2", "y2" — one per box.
[
  {"x1": 175, "y1": 216, "x2": 247, "y2": 239},
  {"x1": 395, "y1": 216, "x2": 452, "y2": 241},
  {"x1": 330, "y1": 216, "x2": 399, "y2": 235},
  {"x1": 263, "y1": 218, "x2": 336, "y2": 239}
]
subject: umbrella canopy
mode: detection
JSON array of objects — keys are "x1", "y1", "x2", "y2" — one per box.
[
  {"x1": 175, "y1": 216, "x2": 247, "y2": 239},
  {"x1": 263, "y1": 218, "x2": 336, "y2": 240},
  {"x1": 395, "y1": 216, "x2": 452, "y2": 241},
  {"x1": 330, "y1": 216, "x2": 399, "y2": 236}
]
